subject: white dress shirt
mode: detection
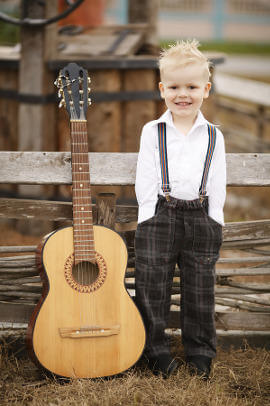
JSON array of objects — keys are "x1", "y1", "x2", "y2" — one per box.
[{"x1": 135, "y1": 109, "x2": 226, "y2": 225}]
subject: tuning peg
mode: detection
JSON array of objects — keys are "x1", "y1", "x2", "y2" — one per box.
[
  {"x1": 88, "y1": 87, "x2": 91, "y2": 93},
  {"x1": 58, "y1": 89, "x2": 64, "y2": 98},
  {"x1": 59, "y1": 99, "x2": 65, "y2": 108},
  {"x1": 88, "y1": 77, "x2": 91, "y2": 84},
  {"x1": 88, "y1": 98, "x2": 91, "y2": 106}
]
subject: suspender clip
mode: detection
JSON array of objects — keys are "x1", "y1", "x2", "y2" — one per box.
[
  {"x1": 165, "y1": 193, "x2": 171, "y2": 202},
  {"x1": 199, "y1": 195, "x2": 205, "y2": 204}
]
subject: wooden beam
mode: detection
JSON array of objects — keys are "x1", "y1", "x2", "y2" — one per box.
[
  {"x1": 17, "y1": 1, "x2": 57, "y2": 198},
  {"x1": 128, "y1": 0, "x2": 158, "y2": 47},
  {"x1": 0, "y1": 152, "x2": 270, "y2": 186},
  {"x1": 1, "y1": 301, "x2": 270, "y2": 331},
  {"x1": 0, "y1": 198, "x2": 139, "y2": 223},
  {"x1": 215, "y1": 73, "x2": 270, "y2": 108},
  {"x1": 0, "y1": 198, "x2": 270, "y2": 243}
]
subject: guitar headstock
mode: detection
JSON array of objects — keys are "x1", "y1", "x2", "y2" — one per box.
[{"x1": 55, "y1": 63, "x2": 91, "y2": 120}]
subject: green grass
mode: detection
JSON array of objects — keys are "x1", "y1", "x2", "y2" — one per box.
[
  {"x1": 159, "y1": 40, "x2": 270, "y2": 55},
  {"x1": 0, "y1": 20, "x2": 20, "y2": 46}
]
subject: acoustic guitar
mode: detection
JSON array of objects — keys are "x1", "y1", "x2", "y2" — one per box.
[{"x1": 27, "y1": 63, "x2": 145, "y2": 378}]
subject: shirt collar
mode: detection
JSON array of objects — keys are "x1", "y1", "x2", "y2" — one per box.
[{"x1": 150, "y1": 109, "x2": 209, "y2": 133}]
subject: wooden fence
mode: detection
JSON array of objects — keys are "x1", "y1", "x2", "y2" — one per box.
[
  {"x1": 0, "y1": 151, "x2": 270, "y2": 335},
  {"x1": 215, "y1": 73, "x2": 270, "y2": 153}
]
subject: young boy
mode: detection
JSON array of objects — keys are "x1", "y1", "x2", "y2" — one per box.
[{"x1": 135, "y1": 40, "x2": 226, "y2": 379}]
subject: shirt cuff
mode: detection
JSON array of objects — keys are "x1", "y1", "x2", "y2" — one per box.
[
  {"x1": 208, "y1": 208, "x2": 224, "y2": 226},
  {"x1": 137, "y1": 205, "x2": 156, "y2": 224}
]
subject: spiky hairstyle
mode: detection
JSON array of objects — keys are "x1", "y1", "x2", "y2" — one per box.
[{"x1": 159, "y1": 39, "x2": 211, "y2": 81}]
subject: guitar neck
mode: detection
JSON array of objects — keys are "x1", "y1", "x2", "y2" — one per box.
[{"x1": 70, "y1": 120, "x2": 95, "y2": 264}]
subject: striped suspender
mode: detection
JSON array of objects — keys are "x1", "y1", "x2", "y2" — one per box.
[
  {"x1": 199, "y1": 124, "x2": 217, "y2": 200},
  {"x1": 158, "y1": 122, "x2": 171, "y2": 201},
  {"x1": 157, "y1": 122, "x2": 217, "y2": 201}
]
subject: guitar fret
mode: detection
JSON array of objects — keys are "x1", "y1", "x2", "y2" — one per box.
[
  {"x1": 73, "y1": 220, "x2": 93, "y2": 223},
  {"x1": 73, "y1": 197, "x2": 92, "y2": 200},
  {"x1": 73, "y1": 228, "x2": 94, "y2": 232},
  {"x1": 76, "y1": 250, "x2": 94, "y2": 257},
  {"x1": 74, "y1": 240, "x2": 94, "y2": 245},
  {"x1": 72, "y1": 203, "x2": 92, "y2": 208},
  {"x1": 70, "y1": 122, "x2": 95, "y2": 257},
  {"x1": 74, "y1": 242, "x2": 94, "y2": 245},
  {"x1": 74, "y1": 241, "x2": 93, "y2": 247},
  {"x1": 73, "y1": 225, "x2": 93, "y2": 228},
  {"x1": 75, "y1": 213, "x2": 92, "y2": 217},
  {"x1": 75, "y1": 251, "x2": 95, "y2": 254}
]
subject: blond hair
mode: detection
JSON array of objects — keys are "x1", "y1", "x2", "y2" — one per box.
[{"x1": 159, "y1": 39, "x2": 211, "y2": 81}]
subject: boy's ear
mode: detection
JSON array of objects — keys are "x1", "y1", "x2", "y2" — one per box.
[
  {"x1": 203, "y1": 81, "x2": 211, "y2": 99},
  {"x1": 159, "y1": 82, "x2": 165, "y2": 99}
]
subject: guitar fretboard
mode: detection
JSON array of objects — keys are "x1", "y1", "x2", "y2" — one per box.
[{"x1": 71, "y1": 121, "x2": 95, "y2": 265}]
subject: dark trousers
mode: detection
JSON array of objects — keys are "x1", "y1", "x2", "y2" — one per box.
[{"x1": 135, "y1": 196, "x2": 223, "y2": 359}]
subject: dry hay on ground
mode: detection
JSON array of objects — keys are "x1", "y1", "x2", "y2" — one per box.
[{"x1": 0, "y1": 335, "x2": 269, "y2": 406}]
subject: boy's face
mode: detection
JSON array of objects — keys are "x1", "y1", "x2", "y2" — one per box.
[{"x1": 159, "y1": 62, "x2": 211, "y2": 124}]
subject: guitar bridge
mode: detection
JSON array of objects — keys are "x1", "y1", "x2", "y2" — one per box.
[{"x1": 59, "y1": 325, "x2": 120, "y2": 338}]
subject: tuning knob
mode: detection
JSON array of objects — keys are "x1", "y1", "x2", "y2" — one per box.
[
  {"x1": 58, "y1": 89, "x2": 64, "y2": 98},
  {"x1": 59, "y1": 99, "x2": 65, "y2": 108}
]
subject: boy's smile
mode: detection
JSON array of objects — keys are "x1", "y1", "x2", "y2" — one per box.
[{"x1": 159, "y1": 63, "x2": 211, "y2": 128}]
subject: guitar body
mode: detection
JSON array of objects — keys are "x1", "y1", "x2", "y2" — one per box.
[
  {"x1": 27, "y1": 225, "x2": 145, "y2": 378},
  {"x1": 27, "y1": 63, "x2": 145, "y2": 378}
]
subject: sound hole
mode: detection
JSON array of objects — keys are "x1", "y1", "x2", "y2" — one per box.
[{"x1": 72, "y1": 261, "x2": 99, "y2": 285}]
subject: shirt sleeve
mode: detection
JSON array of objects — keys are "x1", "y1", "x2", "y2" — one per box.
[
  {"x1": 208, "y1": 127, "x2": 227, "y2": 226},
  {"x1": 135, "y1": 124, "x2": 159, "y2": 223}
]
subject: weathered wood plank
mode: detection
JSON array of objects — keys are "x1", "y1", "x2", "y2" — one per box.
[
  {"x1": 169, "y1": 311, "x2": 270, "y2": 331},
  {"x1": 223, "y1": 219, "x2": 270, "y2": 241},
  {"x1": 0, "y1": 197, "x2": 73, "y2": 221},
  {"x1": 0, "y1": 302, "x2": 34, "y2": 323},
  {"x1": 0, "y1": 198, "x2": 138, "y2": 224},
  {"x1": 1, "y1": 301, "x2": 269, "y2": 330},
  {"x1": 215, "y1": 73, "x2": 270, "y2": 107},
  {"x1": 215, "y1": 298, "x2": 270, "y2": 312},
  {"x1": 215, "y1": 312, "x2": 270, "y2": 331},
  {"x1": 0, "y1": 245, "x2": 37, "y2": 253},
  {"x1": 1, "y1": 199, "x2": 270, "y2": 247},
  {"x1": 0, "y1": 152, "x2": 270, "y2": 186}
]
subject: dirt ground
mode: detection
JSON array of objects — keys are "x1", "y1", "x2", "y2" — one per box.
[{"x1": 0, "y1": 334, "x2": 269, "y2": 406}]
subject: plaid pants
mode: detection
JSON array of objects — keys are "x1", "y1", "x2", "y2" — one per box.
[{"x1": 135, "y1": 196, "x2": 223, "y2": 359}]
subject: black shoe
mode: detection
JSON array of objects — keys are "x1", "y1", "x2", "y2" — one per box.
[
  {"x1": 148, "y1": 354, "x2": 179, "y2": 378},
  {"x1": 186, "y1": 355, "x2": 212, "y2": 380}
]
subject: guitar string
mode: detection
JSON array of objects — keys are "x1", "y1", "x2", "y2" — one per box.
[
  {"x1": 71, "y1": 79, "x2": 94, "y2": 333},
  {"x1": 77, "y1": 120, "x2": 86, "y2": 329},
  {"x1": 74, "y1": 120, "x2": 85, "y2": 330},
  {"x1": 77, "y1": 119, "x2": 93, "y2": 330},
  {"x1": 78, "y1": 120, "x2": 86, "y2": 329}
]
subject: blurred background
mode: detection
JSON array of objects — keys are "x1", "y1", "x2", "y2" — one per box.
[{"x1": 0, "y1": 0, "x2": 270, "y2": 238}]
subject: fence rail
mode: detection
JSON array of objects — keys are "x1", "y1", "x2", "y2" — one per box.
[{"x1": 0, "y1": 151, "x2": 269, "y2": 335}]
